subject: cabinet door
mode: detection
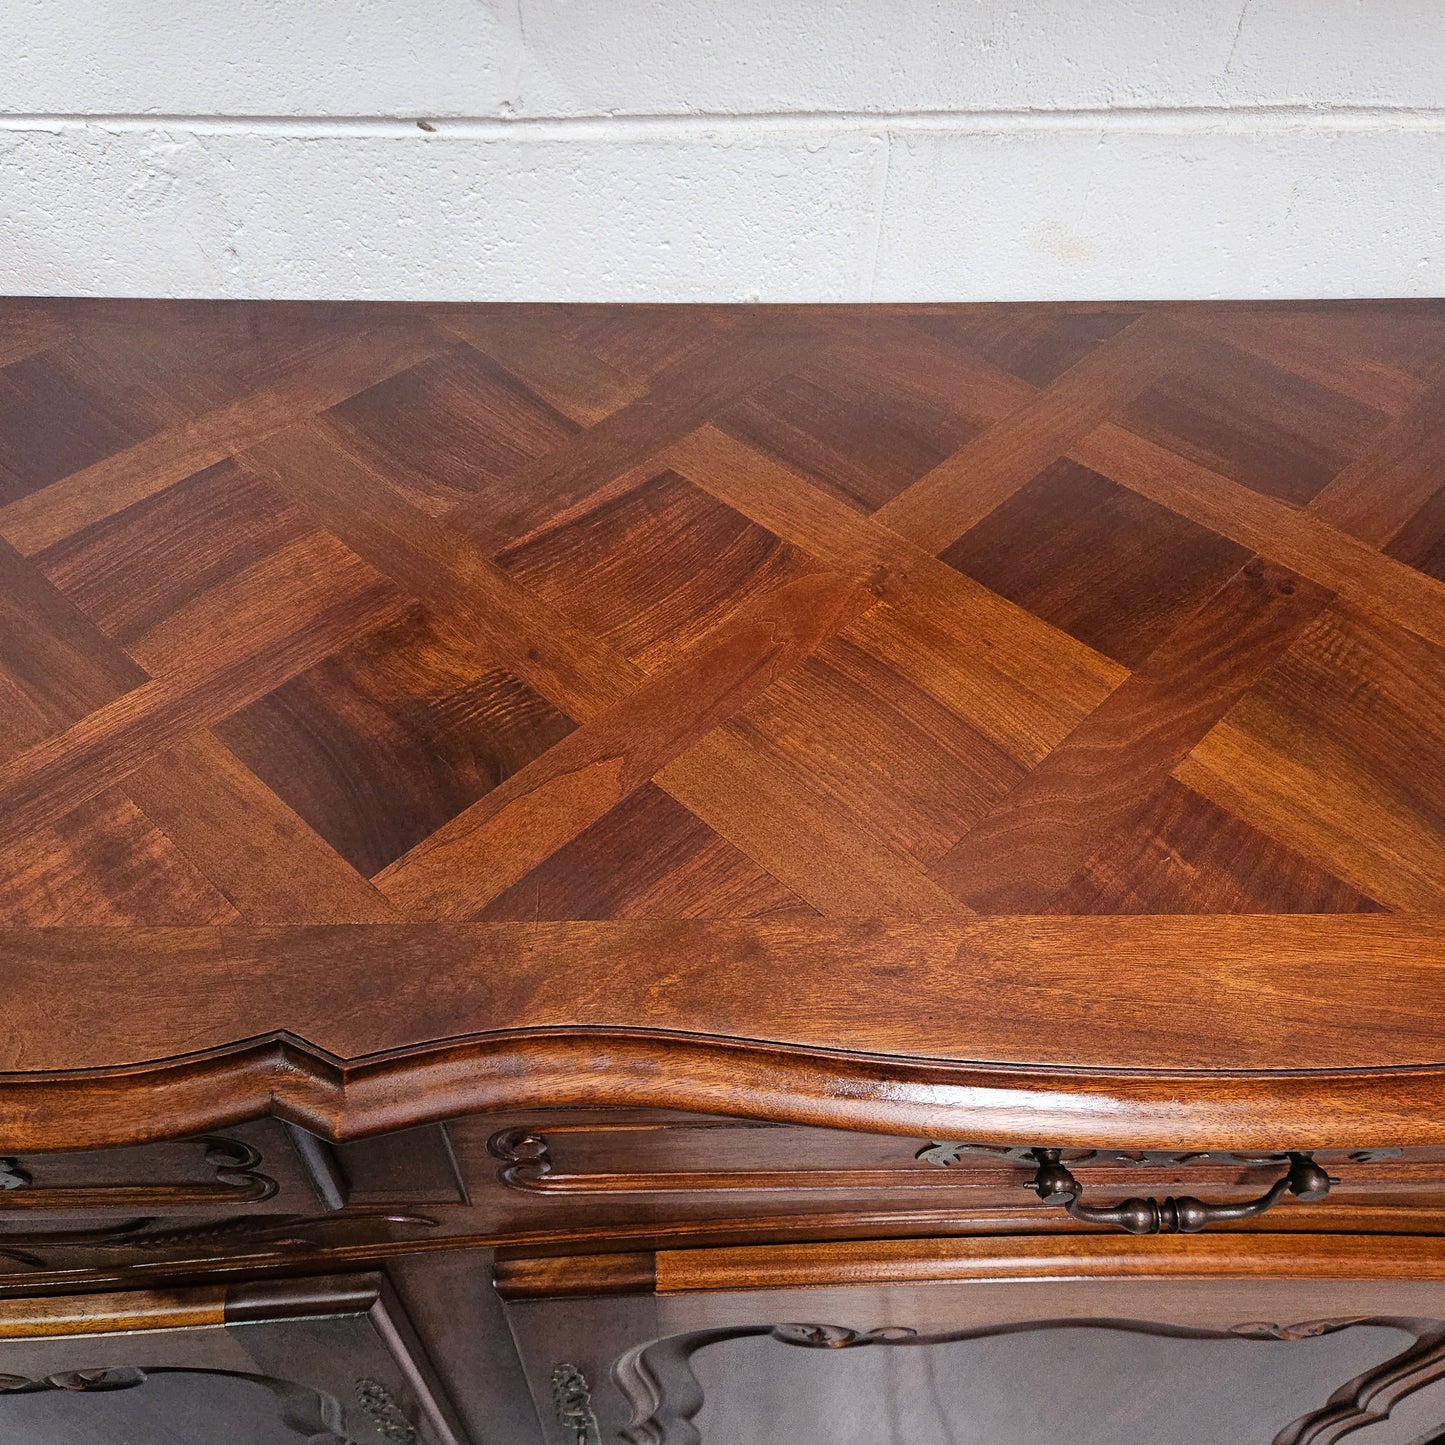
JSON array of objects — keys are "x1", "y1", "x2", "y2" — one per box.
[
  {"x1": 498, "y1": 1237, "x2": 1445, "y2": 1445},
  {"x1": 0, "y1": 1274, "x2": 468, "y2": 1444}
]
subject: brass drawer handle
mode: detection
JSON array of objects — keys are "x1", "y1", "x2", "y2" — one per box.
[{"x1": 1027, "y1": 1148, "x2": 1334, "y2": 1234}]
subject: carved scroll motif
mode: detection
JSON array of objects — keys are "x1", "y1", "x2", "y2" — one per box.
[
  {"x1": 917, "y1": 1143, "x2": 1404, "y2": 1169},
  {"x1": 0, "y1": 1135, "x2": 278, "y2": 1215},
  {"x1": 0, "y1": 1135, "x2": 285, "y2": 1268}
]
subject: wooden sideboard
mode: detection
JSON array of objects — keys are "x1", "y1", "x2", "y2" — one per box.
[{"x1": 1, "y1": 296, "x2": 1443, "y2": 1443}]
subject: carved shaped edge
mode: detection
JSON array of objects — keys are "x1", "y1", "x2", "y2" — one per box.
[
  {"x1": 613, "y1": 1317, "x2": 1445, "y2": 1445},
  {"x1": 9, "y1": 1032, "x2": 1445, "y2": 1153}
]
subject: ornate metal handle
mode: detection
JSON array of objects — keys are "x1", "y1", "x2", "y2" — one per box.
[{"x1": 1027, "y1": 1148, "x2": 1334, "y2": 1234}]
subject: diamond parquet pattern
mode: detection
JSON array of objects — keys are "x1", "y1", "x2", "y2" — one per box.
[{"x1": 2, "y1": 298, "x2": 1444, "y2": 927}]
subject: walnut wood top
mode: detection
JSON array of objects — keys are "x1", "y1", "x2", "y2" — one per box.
[{"x1": 1, "y1": 297, "x2": 1443, "y2": 1148}]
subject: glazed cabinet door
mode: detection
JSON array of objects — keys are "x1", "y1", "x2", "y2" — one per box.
[
  {"x1": 0, "y1": 1274, "x2": 468, "y2": 1444},
  {"x1": 498, "y1": 1239, "x2": 1445, "y2": 1445}
]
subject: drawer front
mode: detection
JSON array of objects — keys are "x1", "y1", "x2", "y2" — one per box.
[
  {"x1": 0, "y1": 1120, "x2": 477, "y2": 1273},
  {"x1": 0, "y1": 1120, "x2": 337, "y2": 1268},
  {"x1": 9, "y1": 1111, "x2": 1445, "y2": 1287},
  {"x1": 454, "y1": 1111, "x2": 1445, "y2": 1239},
  {"x1": 16, "y1": 1116, "x2": 1433, "y2": 1230},
  {"x1": 0, "y1": 1124, "x2": 299, "y2": 1216}
]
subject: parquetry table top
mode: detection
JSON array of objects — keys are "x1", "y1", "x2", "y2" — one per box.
[{"x1": 0, "y1": 297, "x2": 1442, "y2": 1149}]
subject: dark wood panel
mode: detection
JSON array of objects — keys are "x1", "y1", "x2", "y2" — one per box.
[
  {"x1": 0, "y1": 1273, "x2": 469, "y2": 1443},
  {"x1": 500, "y1": 1235, "x2": 1445, "y2": 1445},
  {"x1": 386, "y1": 1250, "x2": 545, "y2": 1445}
]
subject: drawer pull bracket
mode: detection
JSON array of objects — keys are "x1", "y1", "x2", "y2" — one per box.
[{"x1": 1028, "y1": 1148, "x2": 1334, "y2": 1234}]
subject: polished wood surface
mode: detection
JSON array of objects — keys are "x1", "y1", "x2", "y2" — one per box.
[{"x1": 1, "y1": 298, "x2": 1443, "y2": 1148}]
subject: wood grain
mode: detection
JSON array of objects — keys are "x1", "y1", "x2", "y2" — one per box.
[
  {"x1": 1, "y1": 917, "x2": 1445, "y2": 1149},
  {"x1": 0, "y1": 1287, "x2": 227, "y2": 1337},
  {"x1": 933, "y1": 562, "x2": 1332, "y2": 911},
  {"x1": 376, "y1": 570, "x2": 879, "y2": 916},
  {"x1": 653, "y1": 1232, "x2": 1445, "y2": 1293},
  {"x1": 0, "y1": 297, "x2": 1442, "y2": 1148},
  {"x1": 1071, "y1": 421, "x2": 1445, "y2": 649},
  {"x1": 873, "y1": 313, "x2": 1184, "y2": 551},
  {"x1": 0, "y1": 321, "x2": 445, "y2": 554}
]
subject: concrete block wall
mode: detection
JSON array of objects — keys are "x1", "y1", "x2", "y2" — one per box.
[{"x1": 3, "y1": 1, "x2": 1443, "y2": 300}]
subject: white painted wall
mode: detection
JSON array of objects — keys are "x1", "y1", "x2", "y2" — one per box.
[{"x1": 3, "y1": 2, "x2": 1444, "y2": 300}]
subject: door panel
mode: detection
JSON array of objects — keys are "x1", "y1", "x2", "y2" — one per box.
[
  {"x1": 674, "y1": 1321, "x2": 1432, "y2": 1445},
  {"x1": 0, "y1": 1275, "x2": 468, "y2": 1445},
  {"x1": 0, "y1": 1369, "x2": 366, "y2": 1445},
  {"x1": 499, "y1": 1240, "x2": 1445, "y2": 1445}
]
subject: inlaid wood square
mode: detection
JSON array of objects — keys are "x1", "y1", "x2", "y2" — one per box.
[
  {"x1": 0, "y1": 350, "x2": 157, "y2": 502},
  {"x1": 32, "y1": 460, "x2": 314, "y2": 654},
  {"x1": 325, "y1": 342, "x2": 580, "y2": 516},
  {"x1": 1120, "y1": 347, "x2": 1394, "y2": 506},
  {"x1": 717, "y1": 351, "x2": 984, "y2": 513},
  {"x1": 911, "y1": 306, "x2": 1139, "y2": 387},
  {"x1": 477, "y1": 782, "x2": 815, "y2": 922},
  {"x1": 1049, "y1": 776, "x2": 1385, "y2": 917},
  {"x1": 0, "y1": 298, "x2": 1442, "y2": 930},
  {"x1": 940, "y1": 458, "x2": 1251, "y2": 667},
  {"x1": 1386, "y1": 485, "x2": 1445, "y2": 581},
  {"x1": 215, "y1": 610, "x2": 577, "y2": 877},
  {"x1": 496, "y1": 469, "x2": 817, "y2": 673},
  {"x1": 1177, "y1": 603, "x2": 1445, "y2": 912},
  {"x1": 727, "y1": 617, "x2": 1034, "y2": 866}
]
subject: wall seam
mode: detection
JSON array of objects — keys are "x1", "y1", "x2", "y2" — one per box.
[{"x1": 5, "y1": 104, "x2": 1445, "y2": 140}]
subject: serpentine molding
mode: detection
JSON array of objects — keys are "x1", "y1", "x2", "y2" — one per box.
[{"x1": 9, "y1": 1030, "x2": 1445, "y2": 1155}]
